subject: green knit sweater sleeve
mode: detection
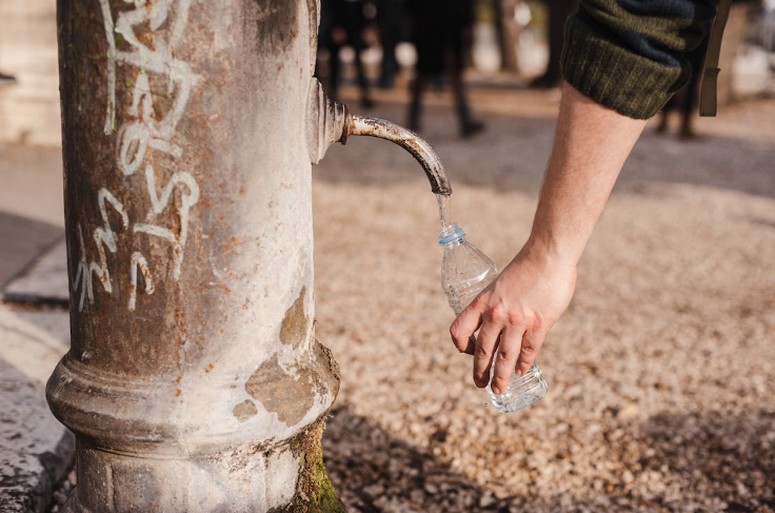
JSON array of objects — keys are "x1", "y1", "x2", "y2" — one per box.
[{"x1": 561, "y1": 0, "x2": 717, "y2": 119}]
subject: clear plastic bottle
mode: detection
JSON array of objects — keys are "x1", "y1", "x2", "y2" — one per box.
[{"x1": 438, "y1": 223, "x2": 548, "y2": 413}]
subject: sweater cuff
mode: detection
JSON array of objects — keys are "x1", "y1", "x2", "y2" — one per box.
[{"x1": 561, "y1": 15, "x2": 685, "y2": 119}]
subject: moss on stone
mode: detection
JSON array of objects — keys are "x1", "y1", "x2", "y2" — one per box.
[
  {"x1": 307, "y1": 450, "x2": 345, "y2": 513},
  {"x1": 275, "y1": 419, "x2": 345, "y2": 513}
]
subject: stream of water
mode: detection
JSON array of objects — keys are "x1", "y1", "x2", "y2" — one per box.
[{"x1": 436, "y1": 194, "x2": 452, "y2": 228}]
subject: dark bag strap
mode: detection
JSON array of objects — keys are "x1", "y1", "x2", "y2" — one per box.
[{"x1": 699, "y1": 0, "x2": 733, "y2": 117}]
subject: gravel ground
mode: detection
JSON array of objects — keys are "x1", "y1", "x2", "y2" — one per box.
[
  {"x1": 314, "y1": 86, "x2": 775, "y2": 513},
  {"x1": 48, "y1": 470, "x2": 75, "y2": 513}
]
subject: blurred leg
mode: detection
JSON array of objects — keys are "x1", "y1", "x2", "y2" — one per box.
[
  {"x1": 408, "y1": 73, "x2": 427, "y2": 131},
  {"x1": 352, "y1": 44, "x2": 375, "y2": 108},
  {"x1": 328, "y1": 43, "x2": 342, "y2": 100},
  {"x1": 449, "y1": 47, "x2": 484, "y2": 137}
]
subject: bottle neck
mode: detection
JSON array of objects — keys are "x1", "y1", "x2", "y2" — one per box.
[
  {"x1": 440, "y1": 237, "x2": 465, "y2": 248},
  {"x1": 438, "y1": 223, "x2": 465, "y2": 247}
]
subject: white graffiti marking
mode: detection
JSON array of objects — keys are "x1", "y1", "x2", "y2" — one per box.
[
  {"x1": 71, "y1": 225, "x2": 91, "y2": 312},
  {"x1": 74, "y1": 0, "x2": 202, "y2": 312},
  {"x1": 98, "y1": 0, "x2": 117, "y2": 135},
  {"x1": 89, "y1": 188, "x2": 130, "y2": 294},
  {"x1": 136, "y1": 164, "x2": 200, "y2": 279},
  {"x1": 70, "y1": 190, "x2": 131, "y2": 310},
  {"x1": 129, "y1": 252, "x2": 154, "y2": 311}
]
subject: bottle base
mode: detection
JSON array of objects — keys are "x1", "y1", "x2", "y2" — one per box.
[{"x1": 487, "y1": 363, "x2": 548, "y2": 413}]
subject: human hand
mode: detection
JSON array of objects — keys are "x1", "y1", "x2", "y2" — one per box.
[{"x1": 449, "y1": 242, "x2": 577, "y2": 394}]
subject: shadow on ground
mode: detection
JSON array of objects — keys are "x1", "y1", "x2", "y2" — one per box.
[
  {"x1": 315, "y1": 99, "x2": 775, "y2": 200},
  {"x1": 0, "y1": 211, "x2": 64, "y2": 289},
  {"x1": 324, "y1": 405, "x2": 775, "y2": 512}
]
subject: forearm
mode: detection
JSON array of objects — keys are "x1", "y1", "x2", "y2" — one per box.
[{"x1": 525, "y1": 82, "x2": 647, "y2": 267}]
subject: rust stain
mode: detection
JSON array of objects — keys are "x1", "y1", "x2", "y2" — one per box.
[
  {"x1": 251, "y1": 1, "x2": 299, "y2": 52},
  {"x1": 205, "y1": 362, "x2": 215, "y2": 373},
  {"x1": 243, "y1": 340, "x2": 340, "y2": 427},
  {"x1": 233, "y1": 400, "x2": 258, "y2": 422},
  {"x1": 245, "y1": 355, "x2": 314, "y2": 426},
  {"x1": 222, "y1": 236, "x2": 241, "y2": 254},
  {"x1": 280, "y1": 287, "x2": 308, "y2": 348},
  {"x1": 175, "y1": 389, "x2": 182, "y2": 397},
  {"x1": 174, "y1": 307, "x2": 188, "y2": 351}
]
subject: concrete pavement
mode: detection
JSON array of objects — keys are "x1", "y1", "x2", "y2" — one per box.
[
  {"x1": 0, "y1": 308, "x2": 71, "y2": 513},
  {"x1": 0, "y1": 141, "x2": 70, "y2": 512},
  {"x1": 1, "y1": 0, "x2": 70, "y2": 507}
]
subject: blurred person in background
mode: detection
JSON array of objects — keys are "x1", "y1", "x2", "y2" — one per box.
[
  {"x1": 318, "y1": 0, "x2": 376, "y2": 108},
  {"x1": 406, "y1": 0, "x2": 486, "y2": 138},
  {"x1": 375, "y1": 0, "x2": 408, "y2": 88},
  {"x1": 529, "y1": 0, "x2": 580, "y2": 88},
  {"x1": 655, "y1": 41, "x2": 709, "y2": 139},
  {"x1": 450, "y1": 0, "x2": 721, "y2": 395}
]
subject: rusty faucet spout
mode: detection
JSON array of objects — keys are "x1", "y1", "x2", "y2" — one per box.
[
  {"x1": 308, "y1": 80, "x2": 450, "y2": 195},
  {"x1": 347, "y1": 115, "x2": 452, "y2": 196}
]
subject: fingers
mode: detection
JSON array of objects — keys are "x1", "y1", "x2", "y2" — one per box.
[
  {"x1": 515, "y1": 328, "x2": 547, "y2": 377},
  {"x1": 462, "y1": 335, "x2": 476, "y2": 355},
  {"x1": 489, "y1": 325, "x2": 526, "y2": 394},
  {"x1": 449, "y1": 289, "x2": 551, "y2": 390},
  {"x1": 472, "y1": 319, "x2": 502, "y2": 388},
  {"x1": 449, "y1": 304, "x2": 482, "y2": 354}
]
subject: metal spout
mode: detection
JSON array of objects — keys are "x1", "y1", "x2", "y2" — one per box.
[
  {"x1": 346, "y1": 115, "x2": 451, "y2": 196},
  {"x1": 308, "y1": 79, "x2": 451, "y2": 196}
]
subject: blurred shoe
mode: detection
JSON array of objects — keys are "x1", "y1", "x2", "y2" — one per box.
[
  {"x1": 360, "y1": 96, "x2": 375, "y2": 109},
  {"x1": 655, "y1": 112, "x2": 669, "y2": 134},
  {"x1": 678, "y1": 124, "x2": 698, "y2": 140},
  {"x1": 377, "y1": 75, "x2": 395, "y2": 89},
  {"x1": 0, "y1": 71, "x2": 17, "y2": 86},
  {"x1": 461, "y1": 120, "x2": 485, "y2": 138},
  {"x1": 528, "y1": 74, "x2": 560, "y2": 90},
  {"x1": 408, "y1": 105, "x2": 421, "y2": 133}
]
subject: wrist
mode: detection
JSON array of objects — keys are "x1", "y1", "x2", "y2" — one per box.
[{"x1": 520, "y1": 233, "x2": 582, "y2": 271}]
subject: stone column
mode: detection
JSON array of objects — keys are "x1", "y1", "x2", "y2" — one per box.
[{"x1": 47, "y1": 1, "x2": 343, "y2": 511}]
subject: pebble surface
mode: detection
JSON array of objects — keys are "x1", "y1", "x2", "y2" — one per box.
[{"x1": 314, "y1": 90, "x2": 775, "y2": 513}]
